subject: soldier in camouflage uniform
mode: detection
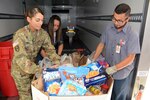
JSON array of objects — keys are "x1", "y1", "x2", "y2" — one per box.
[{"x1": 11, "y1": 7, "x2": 60, "y2": 100}]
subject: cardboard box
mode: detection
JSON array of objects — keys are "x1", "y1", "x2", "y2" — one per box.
[{"x1": 31, "y1": 77, "x2": 113, "y2": 100}]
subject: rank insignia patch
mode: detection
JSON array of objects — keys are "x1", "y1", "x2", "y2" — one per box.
[{"x1": 15, "y1": 45, "x2": 20, "y2": 52}]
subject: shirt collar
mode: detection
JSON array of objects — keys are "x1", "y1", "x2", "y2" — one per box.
[
  {"x1": 110, "y1": 22, "x2": 129, "y2": 34},
  {"x1": 26, "y1": 25, "x2": 40, "y2": 33}
]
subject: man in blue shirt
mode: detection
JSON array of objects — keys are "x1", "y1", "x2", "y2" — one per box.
[{"x1": 92, "y1": 3, "x2": 140, "y2": 100}]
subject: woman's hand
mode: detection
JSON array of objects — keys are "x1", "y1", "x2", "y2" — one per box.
[{"x1": 50, "y1": 64, "x2": 59, "y2": 68}]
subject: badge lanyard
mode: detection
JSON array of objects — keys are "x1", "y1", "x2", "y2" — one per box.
[
  {"x1": 116, "y1": 39, "x2": 125, "y2": 53},
  {"x1": 116, "y1": 43, "x2": 121, "y2": 53}
]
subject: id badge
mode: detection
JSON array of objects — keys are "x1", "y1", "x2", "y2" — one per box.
[{"x1": 116, "y1": 45, "x2": 121, "y2": 53}]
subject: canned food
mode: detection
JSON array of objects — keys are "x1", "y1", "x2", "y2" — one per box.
[{"x1": 88, "y1": 86, "x2": 100, "y2": 95}]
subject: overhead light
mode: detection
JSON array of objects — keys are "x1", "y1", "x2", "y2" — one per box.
[{"x1": 52, "y1": 5, "x2": 73, "y2": 10}]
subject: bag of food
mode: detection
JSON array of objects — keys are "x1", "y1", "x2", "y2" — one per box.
[
  {"x1": 78, "y1": 55, "x2": 87, "y2": 66},
  {"x1": 58, "y1": 66, "x2": 89, "y2": 85},
  {"x1": 71, "y1": 52, "x2": 81, "y2": 67},
  {"x1": 58, "y1": 80, "x2": 87, "y2": 96},
  {"x1": 32, "y1": 75, "x2": 44, "y2": 91},
  {"x1": 42, "y1": 68, "x2": 61, "y2": 96}
]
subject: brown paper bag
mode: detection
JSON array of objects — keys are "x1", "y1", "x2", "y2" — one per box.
[
  {"x1": 71, "y1": 52, "x2": 81, "y2": 67},
  {"x1": 32, "y1": 75, "x2": 43, "y2": 91},
  {"x1": 78, "y1": 55, "x2": 87, "y2": 66}
]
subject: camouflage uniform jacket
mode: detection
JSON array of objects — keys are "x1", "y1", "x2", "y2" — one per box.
[{"x1": 11, "y1": 25, "x2": 60, "y2": 78}]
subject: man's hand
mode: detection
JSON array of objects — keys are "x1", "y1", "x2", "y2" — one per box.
[
  {"x1": 106, "y1": 65, "x2": 117, "y2": 75},
  {"x1": 86, "y1": 57, "x2": 95, "y2": 64}
]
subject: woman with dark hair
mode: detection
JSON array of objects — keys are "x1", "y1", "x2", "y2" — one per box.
[
  {"x1": 11, "y1": 7, "x2": 60, "y2": 100},
  {"x1": 40, "y1": 15, "x2": 64, "y2": 58}
]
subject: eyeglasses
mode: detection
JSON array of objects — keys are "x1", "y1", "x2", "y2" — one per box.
[{"x1": 112, "y1": 17, "x2": 128, "y2": 25}]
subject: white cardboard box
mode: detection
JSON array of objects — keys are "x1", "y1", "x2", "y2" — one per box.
[{"x1": 31, "y1": 77, "x2": 113, "y2": 100}]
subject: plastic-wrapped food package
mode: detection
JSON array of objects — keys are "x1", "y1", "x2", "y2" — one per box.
[
  {"x1": 58, "y1": 80, "x2": 87, "y2": 96},
  {"x1": 58, "y1": 66, "x2": 89, "y2": 85},
  {"x1": 43, "y1": 68, "x2": 61, "y2": 96}
]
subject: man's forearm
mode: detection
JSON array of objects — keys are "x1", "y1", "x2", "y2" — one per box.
[
  {"x1": 115, "y1": 54, "x2": 135, "y2": 70},
  {"x1": 93, "y1": 43, "x2": 104, "y2": 61}
]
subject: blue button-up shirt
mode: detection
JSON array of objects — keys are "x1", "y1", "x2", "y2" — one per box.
[{"x1": 101, "y1": 22, "x2": 140, "y2": 79}]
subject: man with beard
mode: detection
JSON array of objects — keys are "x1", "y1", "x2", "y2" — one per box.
[{"x1": 92, "y1": 3, "x2": 140, "y2": 100}]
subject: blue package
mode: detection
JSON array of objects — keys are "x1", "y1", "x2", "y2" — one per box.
[
  {"x1": 58, "y1": 80, "x2": 87, "y2": 96},
  {"x1": 83, "y1": 74, "x2": 107, "y2": 88},
  {"x1": 58, "y1": 66, "x2": 89, "y2": 85},
  {"x1": 85, "y1": 62, "x2": 105, "y2": 74},
  {"x1": 42, "y1": 68, "x2": 61, "y2": 96}
]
